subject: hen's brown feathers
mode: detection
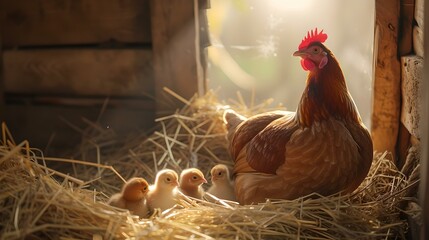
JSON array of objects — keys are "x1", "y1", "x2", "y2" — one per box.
[{"x1": 225, "y1": 40, "x2": 373, "y2": 205}]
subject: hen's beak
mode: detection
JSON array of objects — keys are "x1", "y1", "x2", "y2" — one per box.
[{"x1": 293, "y1": 50, "x2": 308, "y2": 57}]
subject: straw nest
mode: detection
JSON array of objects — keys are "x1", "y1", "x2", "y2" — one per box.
[{"x1": 0, "y1": 90, "x2": 421, "y2": 239}]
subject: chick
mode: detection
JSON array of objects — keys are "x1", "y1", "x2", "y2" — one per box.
[
  {"x1": 146, "y1": 169, "x2": 180, "y2": 212},
  {"x1": 107, "y1": 177, "x2": 149, "y2": 218},
  {"x1": 207, "y1": 164, "x2": 236, "y2": 201},
  {"x1": 178, "y1": 168, "x2": 207, "y2": 199}
]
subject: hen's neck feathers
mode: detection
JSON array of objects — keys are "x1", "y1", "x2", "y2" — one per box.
[{"x1": 297, "y1": 48, "x2": 361, "y2": 127}]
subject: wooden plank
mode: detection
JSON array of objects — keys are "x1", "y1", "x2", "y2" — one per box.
[
  {"x1": 5, "y1": 94, "x2": 156, "y2": 110},
  {"x1": 0, "y1": 36, "x2": 4, "y2": 122},
  {"x1": 2, "y1": 104, "x2": 156, "y2": 154},
  {"x1": 401, "y1": 55, "x2": 423, "y2": 139},
  {"x1": 0, "y1": 0, "x2": 151, "y2": 47},
  {"x1": 413, "y1": 26, "x2": 424, "y2": 57},
  {"x1": 399, "y1": 0, "x2": 415, "y2": 55},
  {"x1": 420, "y1": 1, "x2": 429, "y2": 239},
  {"x1": 3, "y1": 49, "x2": 154, "y2": 97},
  {"x1": 415, "y1": 0, "x2": 424, "y2": 27},
  {"x1": 372, "y1": 0, "x2": 401, "y2": 158},
  {"x1": 150, "y1": 0, "x2": 204, "y2": 115},
  {"x1": 396, "y1": 123, "x2": 411, "y2": 169}
]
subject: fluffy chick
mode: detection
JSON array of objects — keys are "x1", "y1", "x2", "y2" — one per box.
[
  {"x1": 207, "y1": 164, "x2": 236, "y2": 201},
  {"x1": 178, "y1": 168, "x2": 207, "y2": 199},
  {"x1": 107, "y1": 177, "x2": 149, "y2": 218},
  {"x1": 146, "y1": 169, "x2": 179, "y2": 212}
]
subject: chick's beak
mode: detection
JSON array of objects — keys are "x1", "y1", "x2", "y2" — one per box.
[
  {"x1": 293, "y1": 49, "x2": 308, "y2": 57},
  {"x1": 172, "y1": 180, "x2": 179, "y2": 186}
]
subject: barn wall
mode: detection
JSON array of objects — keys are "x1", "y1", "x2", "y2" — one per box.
[
  {"x1": 0, "y1": 0, "x2": 208, "y2": 155},
  {"x1": 373, "y1": 0, "x2": 425, "y2": 238}
]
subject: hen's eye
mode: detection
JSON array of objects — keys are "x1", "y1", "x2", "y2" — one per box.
[
  {"x1": 143, "y1": 186, "x2": 147, "y2": 190},
  {"x1": 312, "y1": 47, "x2": 320, "y2": 54},
  {"x1": 218, "y1": 172, "x2": 222, "y2": 176}
]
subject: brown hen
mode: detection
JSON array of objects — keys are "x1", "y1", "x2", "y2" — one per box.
[{"x1": 224, "y1": 28, "x2": 373, "y2": 205}]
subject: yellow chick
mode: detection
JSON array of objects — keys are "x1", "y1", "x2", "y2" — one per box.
[
  {"x1": 178, "y1": 168, "x2": 207, "y2": 199},
  {"x1": 207, "y1": 164, "x2": 236, "y2": 201},
  {"x1": 107, "y1": 177, "x2": 150, "y2": 218},
  {"x1": 146, "y1": 169, "x2": 180, "y2": 212}
]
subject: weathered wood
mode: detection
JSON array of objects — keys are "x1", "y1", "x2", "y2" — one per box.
[
  {"x1": 399, "y1": 0, "x2": 415, "y2": 55},
  {"x1": 420, "y1": 2, "x2": 429, "y2": 239},
  {"x1": 372, "y1": 0, "x2": 401, "y2": 158},
  {"x1": 2, "y1": 104, "x2": 156, "y2": 154},
  {"x1": 397, "y1": 123, "x2": 411, "y2": 169},
  {"x1": 413, "y1": 26, "x2": 424, "y2": 57},
  {"x1": 0, "y1": 0, "x2": 151, "y2": 47},
  {"x1": 5, "y1": 94, "x2": 156, "y2": 110},
  {"x1": 401, "y1": 56, "x2": 423, "y2": 139},
  {"x1": 0, "y1": 36, "x2": 4, "y2": 122},
  {"x1": 3, "y1": 49, "x2": 154, "y2": 97},
  {"x1": 415, "y1": 0, "x2": 424, "y2": 27},
  {"x1": 150, "y1": 0, "x2": 204, "y2": 115}
]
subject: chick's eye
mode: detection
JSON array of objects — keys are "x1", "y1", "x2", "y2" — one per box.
[
  {"x1": 218, "y1": 172, "x2": 222, "y2": 176},
  {"x1": 166, "y1": 177, "x2": 171, "y2": 182},
  {"x1": 192, "y1": 176, "x2": 198, "y2": 180},
  {"x1": 143, "y1": 186, "x2": 147, "y2": 190}
]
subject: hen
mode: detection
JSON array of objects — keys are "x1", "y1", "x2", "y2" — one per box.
[{"x1": 224, "y1": 28, "x2": 373, "y2": 205}]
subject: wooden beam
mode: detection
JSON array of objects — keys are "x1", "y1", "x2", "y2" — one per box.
[
  {"x1": 2, "y1": 104, "x2": 156, "y2": 153},
  {"x1": 0, "y1": 0, "x2": 151, "y2": 47},
  {"x1": 0, "y1": 35, "x2": 4, "y2": 122},
  {"x1": 372, "y1": 0, "x2": 401, "y2": 159},
  {"x1": 420, "y1": 0, "x2": 429, "y2": 238},
  {"x1": 413, "y1": 26, "x2": 424, "y2": 57},
  {"x1": 401, "y1": 56, "x2": 423, "y2": 139},
  {"x1": 150, "y1": 0, "x2": 204, "y2": 115},
  {"x1": 2, "y1": 49, "x2": 154, "y2": 97},
  {"x1": 398, "y1": 0, "x2": 415, "y2": 55}
]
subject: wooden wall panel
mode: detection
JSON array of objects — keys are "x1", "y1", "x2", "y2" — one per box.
[
  {"x1": 3, "y1": 104, "x2": 156, "y2": 155},
  {"x1": 3, "y1": 49, "x2": 154, "y2": 97},
  {"x1": 372, "y1": 0, "x2": 401, "y2": 158},
  {"x1": 401, "y1": 56, "x2": 423, "y2": 139},
  {"x1": 150, "y1": 0, "x2": 204, "y2": 115},
  {"x1": 399, "y1": 0, "x2": 415, "y2": 55},
  {"x1": 0, "y1": 0, "x2": 151, "y2": 47}
]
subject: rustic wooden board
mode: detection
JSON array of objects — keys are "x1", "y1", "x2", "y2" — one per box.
[
  {"x1": 401, "y1": 56, "x2": 423, "y2": 139},
  {"x1": 3, "y1": 49, "x2": 154, "y2": 97},
  {"x1": 399, "y1": 0, "x2": 415, "y2": 55},
  {"x1": 372, "y1": 0, "x2": 401, "y2": 158},
  {"x1": 413, "y1": 26, "x2": 424, "y2": 57},
  {"x1": 0, "y1": 0, "x2": 151, "y2": 47},
  {"x1": 150, "y1": 0, "x2": 204, "y2": 115},
  {"x1": 2, "y1": 104, "x2": 156, "y2": 154},
  {"x1": 415, "y1": 0, "x2": 424, "y2": 27}
]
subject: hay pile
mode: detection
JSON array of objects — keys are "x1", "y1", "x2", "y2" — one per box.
[{"x1": 0, "y1": 90, "x2": 420, "y2": 239}]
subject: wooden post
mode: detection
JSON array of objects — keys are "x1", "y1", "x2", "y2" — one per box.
[
  {"x1": 372, "y1": 0, "x2": 401, "y2": 159},
  {"x1": 0, "y1": 35, "x2": 4, "y2": 123},
  {"x1": 150, "y1": 0, "x2": 205, "y2": 116},
  {"x1": 420, "y1": 0, "x2": 429, "y2": 238}
]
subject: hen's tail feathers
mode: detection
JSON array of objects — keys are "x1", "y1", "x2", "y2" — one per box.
[{"x1": 223, "y1": 109, "x2": 246, "y2": 143}]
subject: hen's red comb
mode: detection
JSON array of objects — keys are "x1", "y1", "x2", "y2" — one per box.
[{"x1": 298, "y1": 28, "x2": 328, "y2": 50}]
